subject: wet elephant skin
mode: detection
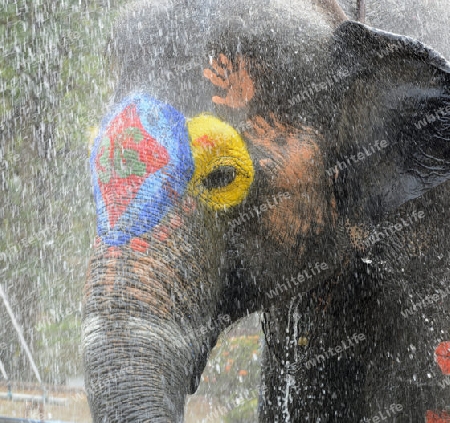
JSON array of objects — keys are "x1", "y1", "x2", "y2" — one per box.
[{"x1": 83, "y1": 1, "x2": 450, "y2": 421}]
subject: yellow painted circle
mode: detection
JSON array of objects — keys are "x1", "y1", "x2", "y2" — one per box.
[{"x1": 187, "y1": 115, "x2": 254, "y2": 210}]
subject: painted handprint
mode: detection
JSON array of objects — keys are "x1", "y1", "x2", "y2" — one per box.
[{"x1": 203, "y1": 53, "x2": 255, "y2": 108}]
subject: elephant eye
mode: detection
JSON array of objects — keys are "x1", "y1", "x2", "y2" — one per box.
[
  {"x1": 187, "y1": 114, "x2": 254, "y2": 210},
  {"x1": 201, "y1": 166, "x2": 237, "y2": 189}
]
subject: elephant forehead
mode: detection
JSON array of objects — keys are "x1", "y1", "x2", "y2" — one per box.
[
  {"x1": 90, "y1": 94, "x2": 194, "y2": 247},
  {"x1": 90, "y1": 94, "x2": 258, "y2": 250}
]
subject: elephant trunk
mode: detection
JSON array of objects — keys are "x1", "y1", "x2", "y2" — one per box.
[
  {"x1": 85, "y1": 318, "x2": 192, "y2": 423},
  {"x1": 82, "y1": 226, "x2": 221, "y2": 422},
  {"x1": 83, "y1": 315, "x2": 191, "y2": 422}
]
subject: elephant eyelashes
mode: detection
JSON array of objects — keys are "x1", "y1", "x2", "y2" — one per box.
[{"x1": 201, "y1": 166, "x2": 237, "y2": 189}]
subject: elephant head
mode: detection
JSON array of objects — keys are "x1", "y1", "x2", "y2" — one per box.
[{"x1": 83, "y1": 0, "x2": 450, "y2": 421}]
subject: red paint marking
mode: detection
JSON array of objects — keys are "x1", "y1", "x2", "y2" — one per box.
[
  {"x1": 193, "y1": 134, "x2": 215, "y2": 148},
  {"x1": 182, "y1": 197, "x2": 196, "y2": 214},
  {"x1": 170, "y1": 215, "x2": 183, "y2": 229},
  {"x1": 151, "y1": 216, "x2": 182, "y2": 242},
  {"x1": 96, "y1": 104, "x2": 170, "y2": 228},
  {"x1": 130, "y1": 237, "x2": 150, "y2": 253},
  {"x1": 426, "y1": 410, "x2": 450, "y2": 422},
  {"x1": 162, "y1": 179, "x2": 180, "y2": 203},
  {"x1": 154, "y1": 227, "x2": 170, "y2": 242},
  {"x1": 106, "y1": 246, "x2": 122, "y2": 258},
  {"x1": 94, "y1": 236, "x2": 102, "y2": 248},
  {"x1": 435, "y1": 341, "x2": 450, "y2": 374}
]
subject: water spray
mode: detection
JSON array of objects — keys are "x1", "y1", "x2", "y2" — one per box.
[
  {"x1": 0, "y1": 284, "x2": 46, "y2": 403},
  {"x1": 0, "y1": 358, "x2": 11, "y2": 399}
]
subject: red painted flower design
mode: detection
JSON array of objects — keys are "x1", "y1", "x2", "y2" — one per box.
[
  {"x1": 435, "y1": 341, "x2": 450, "y2": 375},
  {"x1": 426, "y1": 410, "x2": 450, "y2": 422},
  {"x1": 95, "y1": 104, "x2": 169, "y2": 228}
]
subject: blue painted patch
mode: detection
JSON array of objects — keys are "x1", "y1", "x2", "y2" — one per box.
[{"x1": 90, "y1": 93, "x2": 194, "y2": 246}]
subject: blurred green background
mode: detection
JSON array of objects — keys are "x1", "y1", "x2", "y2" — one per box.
[{"x1": 0, "y1": 1, "x2": 261, "y2": 421}]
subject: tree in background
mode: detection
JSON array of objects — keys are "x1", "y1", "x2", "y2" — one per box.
[
  {"x1": 0, "y1": 0, "x2": 125, "y2": 384},
  {"x1": 0, "y1": 5, "x2": 261, "y2": 422}
]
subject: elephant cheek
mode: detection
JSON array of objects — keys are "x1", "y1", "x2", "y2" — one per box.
[{"x1": 264, "y1": 141, "x2": 328, "y2": 250}]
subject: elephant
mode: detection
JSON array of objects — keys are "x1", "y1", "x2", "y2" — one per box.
[{"x1": 82, "y1": 0, "x2": 450, "y2": 421}]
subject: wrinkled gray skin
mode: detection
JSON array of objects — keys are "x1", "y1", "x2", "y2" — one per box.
[{"x1": 83, "y1": 0, "x2": 450, "y2": 422}]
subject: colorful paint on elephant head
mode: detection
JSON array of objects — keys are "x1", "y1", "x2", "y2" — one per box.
[
  {"x1": 187, "y1": 114, "x2": 254, "y2": 210},
  {"x1": 426, "y1": 410, "x2": 450, "y2": 423},
  {"x1": 91, "y1": 95, "x2": 255, "y2": 247},
  {"x1": 90, "y1": 94, "x2": 194, "y2": 246},
  {"x1": 435, "y1": 341, "x2": 450, "y2": 375}
]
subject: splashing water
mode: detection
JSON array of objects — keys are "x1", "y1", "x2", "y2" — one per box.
[
  {"x1": 0, "y1": 284, "x2": 42, "y2": 385},
  {"x1": 0, "y1": 358, "x2": 8, "y2": 380}
]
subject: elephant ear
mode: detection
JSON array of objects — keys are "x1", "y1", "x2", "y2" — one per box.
[{"x1": 329, "y1": 21, "x2": 450, "y2": 224}]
